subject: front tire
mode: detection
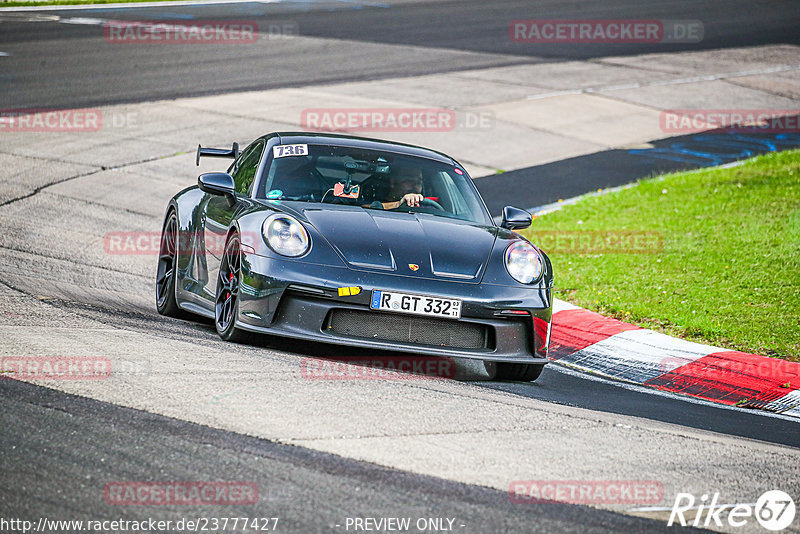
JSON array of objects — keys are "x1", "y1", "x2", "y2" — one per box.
[
  {"x1": 495, "y1": 362, "x2": 544, "y2": 382},
  {"x1": 156, "y1": 211, "x2": 185, "y2": 318},
  {"x1": 215, "y1": 233, "x2": 247, "y2": 342}
]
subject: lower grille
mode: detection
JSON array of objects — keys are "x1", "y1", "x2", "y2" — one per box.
[{"x1": 327, "y1": 309, "x2": 491, "y2": 350}]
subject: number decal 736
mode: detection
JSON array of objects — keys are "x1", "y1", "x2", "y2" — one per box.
[{"x1": 273, "y1": 144, "x2": 308, "y2": 158}]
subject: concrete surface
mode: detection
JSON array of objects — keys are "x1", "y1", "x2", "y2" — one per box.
[{"x1": 1, "y1": 15, "x2": 799, "y2": 531}]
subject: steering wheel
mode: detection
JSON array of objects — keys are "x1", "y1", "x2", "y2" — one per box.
[{"x1": 418, "y1": 197, "x2": 444, "y2": 210}]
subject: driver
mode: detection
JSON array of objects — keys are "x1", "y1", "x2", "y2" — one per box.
[{"x1": 373, "y1": 165, "x2": 424, "y2": 209}]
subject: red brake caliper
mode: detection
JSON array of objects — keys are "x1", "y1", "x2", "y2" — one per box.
[{"x1": 225, "y1": 272, "x2": 234, "y2": 300}]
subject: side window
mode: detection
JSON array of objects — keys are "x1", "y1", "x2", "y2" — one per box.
[{"x1": 231, "y1": 141, "x2": 264, "y2": 195}]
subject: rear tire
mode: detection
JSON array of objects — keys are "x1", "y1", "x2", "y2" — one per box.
[
  {"x1": 156, "y1": 211, "x2": 186, "y2": 318},
  {"x1": 495, "y1": 362, "x2": 545, "y2": 382}
]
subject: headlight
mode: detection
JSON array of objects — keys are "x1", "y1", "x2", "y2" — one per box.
[
  {"x1": 262, "y1": 214, "x2": 310, "y2": 257},
  {"x1": 505, "y1": 241, "x2": 543, "y2": 284}
]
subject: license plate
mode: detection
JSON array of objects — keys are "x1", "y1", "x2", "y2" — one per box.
[{"x1": 370, "y1": 290, "x2": 462, "y2": 319}]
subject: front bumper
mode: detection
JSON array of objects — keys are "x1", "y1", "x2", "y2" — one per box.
[{"x1": 235, "y1": 253, "x2": 552, "y2": 363}]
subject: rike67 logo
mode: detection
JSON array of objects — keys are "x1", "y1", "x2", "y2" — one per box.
[{"x1": 668, "y1": 490, "x2": 796, "y2": 531}]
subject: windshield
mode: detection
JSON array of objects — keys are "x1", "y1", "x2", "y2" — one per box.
[{"x1": 256, "y1": 143, "x2": 492, "y2": 225}]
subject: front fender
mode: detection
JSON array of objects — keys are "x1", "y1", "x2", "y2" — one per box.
[{"x1": 480, "y1": 228, "x2": 554, "y2": 293}]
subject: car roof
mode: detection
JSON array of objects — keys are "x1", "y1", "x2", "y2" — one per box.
[{"x1": 266, "y1": 132, "x2": 456, "y2": 165}]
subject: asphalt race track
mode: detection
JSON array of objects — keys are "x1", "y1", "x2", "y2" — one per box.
[
  {"x1": 0, "y1": 0, "x2": 798, "y2": 108},
  {"x1": 1, "y1": 1, "x2": 799, "y2": 533},
  {"x1": 1, "y1": 378, "x2": 704, "y2": 533}
]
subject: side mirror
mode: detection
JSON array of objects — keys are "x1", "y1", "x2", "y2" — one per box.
[
  {"x1": 501, "y1": 206, "x2": 532, "y2": 230},
  {"x1": 198, "y1": 172, "x2": 236, "y2": 206}
]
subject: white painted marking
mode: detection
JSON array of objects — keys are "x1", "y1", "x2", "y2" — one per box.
[
  {"x1": 0, "y1": 52, "x2": 10, "y2": 56},
  {"x1": 525, "y1": 89, "x2": 582, "y2": 100},
  {"x1": 649, "y1": 74, "x2": 719, "y2": 86},
  {"x1": 0, "y1": 0, "x2": 279, "y2": 12},
  {"x1": 0, "y1": 13, "x2": 60, "y2": 22},
  {"x1": 527, "y1": 183, "x2": 636, "y2": 216},
  {"x1": 560, "y1": 328, "x2": 715, "y2": 384},
  {"x1": 59, "y1": 16, "x2": 105, "y2": 25},
  {"x1": 525, "y1": 153, "x2": 763, "y2": 217},
  {"x1": 763, "y1": 389, "x2": 800, "y2": 416},
  {"x1": 717, "y1": 159, "x2": 748, "y2": 169},
  {"x1": 586, "y1": 82, "x2": 640, "y2": 92},
  {"x1": 525, "y1": 63, "x2": 800, "y2": 100},
  {"x1": 552, "y1": 298, "x2": 581, "y2": 313}
]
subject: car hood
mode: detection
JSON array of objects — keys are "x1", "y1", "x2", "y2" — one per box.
[{"x1": 299, "y1": 205, "x2": 498, "y2": 283}]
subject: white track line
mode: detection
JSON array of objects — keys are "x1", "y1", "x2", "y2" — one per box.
[
  {"x1": 0, "y1": 0, "x2": 389, "y2": 12},
  {"x1": 525, "y1": 64, "x2": 800, "y2": 99},
  {"x1": 524, "y1": 159, "x2": 749, "y2": 216},
  {"x1": 0, "y1": 0, "x2": 280, "y2": 12}
]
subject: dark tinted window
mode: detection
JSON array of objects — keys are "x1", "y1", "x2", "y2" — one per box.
[
  {"x1": 231, "y1": 141, "x2": 264, "y2": 195},
  {"x1": 257, "y1": 143, "x2": 491, "y2": 224}
]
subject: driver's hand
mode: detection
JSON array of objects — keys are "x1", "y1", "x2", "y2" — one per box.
[{"x1": 400, "y1": 193, "x2": 424, "y2": 207}]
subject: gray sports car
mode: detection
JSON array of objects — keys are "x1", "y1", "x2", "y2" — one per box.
[{"x1": 157, "y1": 132, "x2": 553, "y2": 381}]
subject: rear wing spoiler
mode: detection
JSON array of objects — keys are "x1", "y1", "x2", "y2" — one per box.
[{"x1": 196, "y1": 142, "x2": 239, "y2": 166}]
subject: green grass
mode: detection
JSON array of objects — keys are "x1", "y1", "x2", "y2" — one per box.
[
  {"x1": 0, "y1": 0, "x2": 181, "y2": 7},
  {"x1": 520, "y1": 149, "x2": 800, "y2": 361}
]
